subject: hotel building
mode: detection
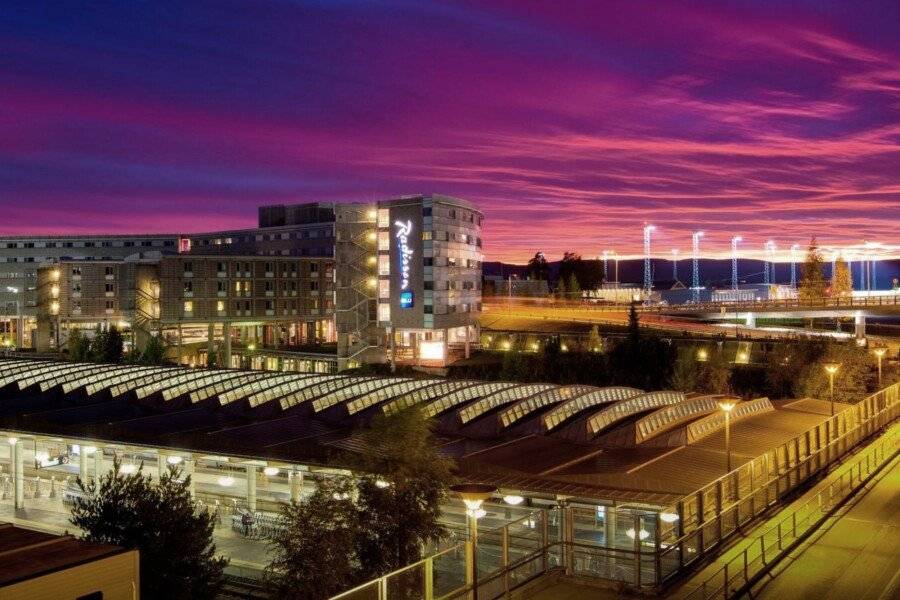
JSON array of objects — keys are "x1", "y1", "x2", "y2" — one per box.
[{"x1": 12, "y1": 195, "x2": 482, "y2": 371}]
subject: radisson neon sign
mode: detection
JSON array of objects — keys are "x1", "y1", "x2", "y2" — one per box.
[{"x1": 394, "y1": 219, "x2": 414, "y2": 292}]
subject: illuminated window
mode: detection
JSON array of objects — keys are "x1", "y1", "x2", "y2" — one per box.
[
  {"x1": 378, "y1": 303, "x2": 390, "y2": 322},
  {"x1": 217, "y1": 301, "x2": 225, "y2": 312},
  {"x1": 377, "y1": 209, "x2": 390, "y2": 228},
  {"x1": 377, "y1": 231, "x2": 390, "y2": 251},
  {"x1": 378, "y1": 255, "x2": 390, "y2": 276},
  {"x1": 183, "y1": 301, "x2": 193, "y2": 313},
  {"x1": 379, "y1": 280, "x2": 390, "y2": 299}
]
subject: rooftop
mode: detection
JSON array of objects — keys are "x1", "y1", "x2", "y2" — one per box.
[
  {"x1": 0, "y1": 357, "x2": 846, "y2": 505},
  {"x1": 0, "y1": 523, "x2": 127, "y2": 586}
]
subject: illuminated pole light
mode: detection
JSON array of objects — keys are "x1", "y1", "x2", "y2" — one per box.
[
  {"x1": 451, "y1": 484, "x2": 496, "y2": 600},
  {"x1": 671, "y1": 249, "x2": 679, "y2": 281},
  {"x1": 691, "y1": 231, "x2": 703, "y2": 302},
  {"x1": 602, "y1": 250, "x2": 610, "y2": 282},
  {"x1": 718, "y1": 399, "x2": 738, "y2": 472},
  {"x1": 873, "y1": 348, "x2": 886, "y2": 387},
  {"x1": 790, "y1": 244, "x2": 799, "y2": 289},
  {"x1": 764, "y1": 240, "x2": 776, "y2": 285},
  {"x1": 824, "y1": 363, "x2": 840, "y2": 417},
  {"x1": 643, "y1": 225, "x2": 655, "y2": 293},
  {"x1": 731, "y1": 236, "x2": 742, "y2": 291}
]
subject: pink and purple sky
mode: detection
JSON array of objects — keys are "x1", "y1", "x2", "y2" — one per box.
[{"x1": 2, "y1": 1, "x2": 898, "y2": 262}]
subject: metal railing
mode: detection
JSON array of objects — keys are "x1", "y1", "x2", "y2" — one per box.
[
  {"x1": 654, "y1": 382, "x2": 900, "y2": 585},
  {"x1": 329, "y1": 382, "x2": 900, "y2": 599},
  {"x1": 683, "y1": 421, "x2": 899, "y2": 600}
]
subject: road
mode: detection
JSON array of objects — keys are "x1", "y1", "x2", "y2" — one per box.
[{"x1": 750, "y1": 458, "x2": 900, "y2": 600}]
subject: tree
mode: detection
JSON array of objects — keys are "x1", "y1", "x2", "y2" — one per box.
[
  {"x1": 526, "y1": 252, "x2": 550, "y2": 281},
  {"x1": 67, "y1": 328, "x2": 92, "y2": 361},
  {"x1": 798, "y1": 238, "x2": 827, "y2": 303},
  {"x1": 555, "y1": 277, "x2": 567, "y2": 299},
  {"x1": 698, "y1": 350, "x2": 732, "y2": 394},
  {"x1": 567, "y1": 272, "x2": 582, "y2": 300},
  {"x1": 351, "y1": 407, "x2": 454, "y2": 579},
  {"x1": 71, "y1": 459, "x2": 226, "y2": 599},
  {"x1": 137, "y1": 334, "x2": 170, "y2": 365},
  {"x1": 627, "y1": 301, "x2": 640, "y2": 341},
  {"x1": 670, "y1": 353, "x2": 700, "y2": 392},
  {"x1": 797, "y1": 342, "x2": 873, "y2": 403},
  {"x1": 90, "y1": 325, "x2": 124, "y2": 363},
  {"x1": 588, "y1": 325, "x2": 602, "y2": 353},
  {"x1": 832, "y1": 256, "x2": 853, "y2": 298},
  {"x1": 265, "y1": 477, "x2": 359, "y2": 600}
]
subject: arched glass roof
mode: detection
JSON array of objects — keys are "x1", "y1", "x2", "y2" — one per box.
[
  {"x1": 499, "y1": 385, "x2": 596, "y2": 428},
  {"x1": 587, "y1": 391, "x2": 685, "y2": 436},
  {"x1": 458, "y1": 384, "x2": 556, "y2": 425},
  {"x1": 634, "y1": 395, "x2": 723, "y2": 443},
  {"x1": 543, "y1": 387, "x2": 642, "y2": 431}
]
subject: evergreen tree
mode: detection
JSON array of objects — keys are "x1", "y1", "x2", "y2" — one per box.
[
  {"x1": 71, "y1": 459, "x2": 226, "y2": 599},
  {"x1": 698, "y1": 350, "x2": 732, "y2": 394},
  {"x1": 670, "y1": 353, "x2": 700, "y2": 392},
  {"x1": 627, "y1": 301, "x2": 640, "y2": 342},
  {"x1": 67, "y1": 328, "x2": 92, "y2": 361},
  {"x1": 588, "y1": 325, "x2": 602, "y2": 352},
  {"x1": 798, "y1": 238, "x2": 827, "y2": 303},
  {"x1": 555, "y1": 277, "x2": 567, "y2": 299},
  {"x1": 89, "y1": 325, "x2": 125, "y2": 363},
  {"x1": 265, "y1": 477, "x2": 358, "y2": 600},
  {"x1": 832, "y1": 256, "x2": 853, "y2": 298},
  {"x1": 351, "y1": 407, "x2": 454, "y2": 579},
  {"x1": 567, "y1": 272, "x2": 581, "y2": 300},
  {"x1": 138, "y1": 334, "x2": 170, "y2": 365},
  {"x1": 797, "y1": 342, "x2": 873, "y2": 402}
]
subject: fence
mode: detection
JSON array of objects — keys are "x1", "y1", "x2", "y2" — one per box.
[
  {"x1": 683, "y1": 421, "x2": 899, "y2": 600},
  {"x1": 328, "y1": 382, "x2": 899, "y2": 599}
]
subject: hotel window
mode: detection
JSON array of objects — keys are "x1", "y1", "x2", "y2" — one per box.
[
  {"x1": 183, "y1": 281, "x2": 193, "y2": 293},
  {"x1": 310, "y1": 281, "x2": 319, "y2": 291},
  {"x1": 217, "y1": 281, "x2": 226, "y2": 293},
  {"x1": 423, "y1": 207, "x2": 432, "y2": 217},
  {"x1": 377, "y1": 231, "x2": 390, "y2": 251},
  {"x1": 424, "y1": 281, "x2": 434, "y2": 291},
  {"x1": 71, "y1": 267, "x2": 81, "y2": 276},
  {"x1": 72, "y1": 283, "x2": 82, "y2": 293},
  {"x1": 105, "y1": 283, "x2": 114, "y2": 293},
  {"x1": 378, "y1": 255, "x2": 390, "y2": 276},
  {"x1": 378, "y1": 303, "x2": 390, "y2": 322},
  {"x1": 377, "y1": 209, "x2": 390, "y2": 228},
  {"x1": 424, "y1": 257, "x2": 434, "y2": 267},
  {"x1": 310, "y1": 263, "x2": 318, "y2": 273},
  {"x1": 183, "y1": 301, "x2": 193, "y2": 313},
  {"x1": 265, "y1": 300, "x2": 274, "y2": 310},
  {"x1": 378, "y1": 280, "x2": 390, "y2": 299},
  {"x1": 104, "y1": 267, "x2": 114, "y2": 276},
  {"x1": 422, "y1": 230, "x2": 433, "y2": 241},
  {"x1": 183, "y1": 261, "x2": 193, "y2": 273},
  {"x1": 449, "y1": 209, "x2": 456, "y2": 219},
  {"x1": 217, "y1": 300, "x2": 225, "y2": 312},
  {"x1": 424, "y1": 305, "x2": 433, "y2": 314},
  {"x1": 105, "y1": 300, "x2": 114, "y2": 310},
  {"x1": 216, "y1": 262, "x2": 225, "y2": 272}
]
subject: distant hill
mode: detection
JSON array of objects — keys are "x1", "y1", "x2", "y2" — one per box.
[{"x1": 484, "y1": 258, "x2": 900, "y2": 289}]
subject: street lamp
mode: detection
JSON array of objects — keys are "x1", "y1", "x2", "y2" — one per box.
[
  {"x1": 873, "y1": 348, "x2": 886, "y2": 387},
  {"x1": 718, "y1": 399, "x2": 738, "y2": 472},
  {"x1": 824, "y1": 363, "x2": 840, "y2": 416},
  {"x1": 451, "y1": 483, "x2": 496, "y2": 600}
]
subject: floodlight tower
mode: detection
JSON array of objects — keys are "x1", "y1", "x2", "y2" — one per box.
[
  {"x1": 765, "y1": 240, "x2": 777, "y2": 284},
  {"x1": 671, "y1": 249, "x2": 679, "y2": 280},
  {"x1": 790, "y1": 244, "x2": 799, "y2": 288},
  {"x1": 731, "y1": 236, "x2": 742, "y2": 291},
  {"x1": 602, "y1": 250, "x2": 610, "y2": 282},
  {"x1": 692, "y1": 231, "x2": 703, "y2": 302},
  {"x1": 643, "y1": 224, "x2": 655, "y2": 293}
]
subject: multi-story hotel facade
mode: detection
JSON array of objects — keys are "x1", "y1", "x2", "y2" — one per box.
[{"x1": 12, "y1": 195, "x2": 482, "y2": 371}]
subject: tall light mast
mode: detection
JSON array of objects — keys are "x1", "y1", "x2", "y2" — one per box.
[
  {"x1": 692, "y1": 231, "x2": 703, "y2": 302},
  {"x1": 643, "y1": 225, "x2": 655, "y2": 293},
  {"x1": 790, "y1": 244, "x2": 799, "y2": 288},
  {"x1": 602, "y1": 250, "x2": 610, "y2": 282},
  {"x1": 671, "y1": 249, "x2": 679, "y2": 280},
  {"x1": 764, "y1": 240, "x2": 777, "y2": 284},
  {"x1": 731, "y1": 236, "x2": 742, "y2": 291}
]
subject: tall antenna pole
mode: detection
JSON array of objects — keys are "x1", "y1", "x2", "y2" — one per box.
[
  {"x1": 692, "y1": 231, "x2": 703, "y2": 302},
  {"x1": 671, "y1": 249, "x2": 679, "y2": 280},
  {"x1": 731, "y1": 236, "x2": 742, "y2": 291},
  {"x1": 790, "y1": 244, "x2": 799, "y2": 288},
  {"x1": 643, "y1": 225, "x2": 655, "y2": 293},
  {"x1": 765, "y1": 240, "x2": 777, "y2": 284}
]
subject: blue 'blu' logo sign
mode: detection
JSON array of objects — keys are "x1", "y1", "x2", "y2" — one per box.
[{"x1": 399, "y1": 291, "x2": 414, "y2": 309}]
